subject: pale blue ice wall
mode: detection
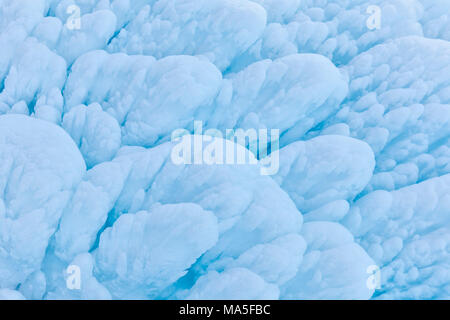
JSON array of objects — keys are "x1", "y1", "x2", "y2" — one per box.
[{"x1": 0, "y1": 0, "x2": 449, "y2": 300}]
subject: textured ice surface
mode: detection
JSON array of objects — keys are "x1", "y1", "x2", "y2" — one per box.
[
  {"x1": 344, "y1": 37, "x2": 450, "y2": 191},
  {"x1": 0, "y1": 0, "x2": 449, "y2": 300},
  {"x1": 107, "y1": 0, "x2": 267, "y2": 72},
  {"x1": 343, "y1": 174, "x2": 450, "y2": 299}
]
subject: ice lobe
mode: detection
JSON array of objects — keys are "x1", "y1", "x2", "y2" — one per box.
[
  {"x1": 64, "y1": 51, "x2": 222, "y2": 148},
  {"x1": 187, "y1": 268, "x2": 279, "y2": 300},
  {"x1": 282, "y1": 221, "x2": 375, "y2": 300},
  {"x1": 208, "y1": 54, "x2": 348, "y2": 148},
  {"x1": 107, "y1": 0, "x2": 267, "y2": 71},
  {"x1": 343, "y1": 174, "x2": 450, "y2": 299},
  {"x1": 274, "y1": 135, "x2": 375, "y2": 213},
  {"x1": 224, "y1": 234, "x2": 306, "y2": 286},
  {"x1": 95, "y1": 204, "x2": 219, "y2": 299},
  {"x1": 0, "y1": 115, "x2": 85, "y2": 288}
]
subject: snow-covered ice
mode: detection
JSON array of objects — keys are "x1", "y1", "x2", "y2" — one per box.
[{"x1": 0, "y1": 0, "x2": 449, "y2": 300}]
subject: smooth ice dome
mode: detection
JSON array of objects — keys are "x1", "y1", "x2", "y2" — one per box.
[{"x1": 0, "y1": 0, "x2": 449, "y2": 300}]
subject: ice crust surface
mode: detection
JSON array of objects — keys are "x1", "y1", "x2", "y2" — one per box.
[{"x1": 0, "y1": 0, "x2": 449, "y2": 300}]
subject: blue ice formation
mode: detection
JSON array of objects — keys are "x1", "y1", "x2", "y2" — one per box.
[{"x1": 0, "y1": 0, "x2": 449, "y2": 300}]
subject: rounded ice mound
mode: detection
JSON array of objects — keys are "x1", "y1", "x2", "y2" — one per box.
[
  {"x1": 95, "y1": 204, "x2": 219, "y2": 299},
  {"x1": 187, "y1": 268, "x2": 280, "y2": 300},
  {"x1": 275, "y1": 135, "x2": 375, "y2": 213},
  {"x1": 0, "y1": 115, "x2": 85, "y2": 288},
  {"x1": 281, "y1": 221, "x2": 376, "y2": 300}
]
